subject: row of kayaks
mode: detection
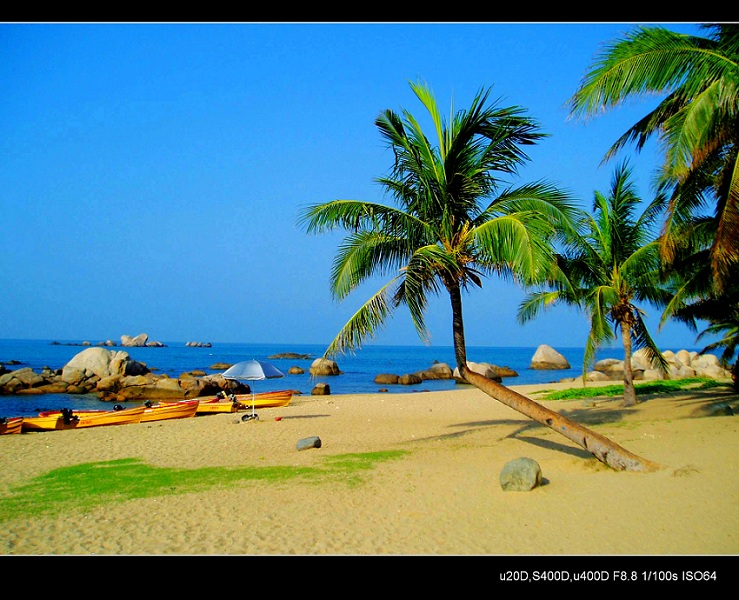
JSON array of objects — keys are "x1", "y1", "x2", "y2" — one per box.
[{"x1": 0, "y1": 390, "x2": 294, "y2": 434}]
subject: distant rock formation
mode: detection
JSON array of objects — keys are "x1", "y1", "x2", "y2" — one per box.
[
  {"x1": 186, "y1": 341, "x2": 212, "y2": 347},
  {"x1": 0, "y1": 347, "x2": 242, "y2": 401},
  {"x1": 269, "y1": 352, "x2": 314, "y2": 360},
  {"x1": 530, "y1": 345, "x2": 571, "y2": 370}
]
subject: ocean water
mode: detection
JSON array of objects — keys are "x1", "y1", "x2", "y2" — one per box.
[{"x1": 0, "y1": 338, "x2": 702, "y2": 419}]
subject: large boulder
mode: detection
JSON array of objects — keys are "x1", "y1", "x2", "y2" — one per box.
[
  {"x1": 62, "y1": 347, "x2": 149, "y2": 383},
  {"x1": 530, "y1": 345, "x2": 571, "y2": 370},
  {"x1": 398, "y1": 373, "x2": 423, "y2": 385},
  {"x1": 309, "y1": 358, "x2": 341, "y2": 376},
  {"x1": 374, "y1": 373, "x2": 399, "y2": 385},
  {"x1": 414, "y1": 362, "x2": 454, "y2": 380}
]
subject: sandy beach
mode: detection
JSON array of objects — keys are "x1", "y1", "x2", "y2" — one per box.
[{"x1": 0, "y1": 380, "x2": 736, "y2": 556}]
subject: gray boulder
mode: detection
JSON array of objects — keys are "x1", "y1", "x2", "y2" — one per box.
[
  {"x1": 297, "y1": 436, "x2": 322, "y2": 451},
  {"x1": 500, "y1": 457, "x2": 543, "y2": 491}
]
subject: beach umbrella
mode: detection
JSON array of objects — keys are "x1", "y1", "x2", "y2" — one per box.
[{"x1": 221, "y1": 359, "x2": 285, "y2": 420}]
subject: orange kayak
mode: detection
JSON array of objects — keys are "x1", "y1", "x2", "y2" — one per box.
[{"x1": 23, "y1": 406, "x2": 145, "y2": 432}]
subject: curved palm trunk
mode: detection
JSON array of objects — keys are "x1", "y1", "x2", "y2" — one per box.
[
  {"x1": 621, "y1": 321, "x2": 637, "y2": 407},
  {"x1": 447, "y1": 282, "x2": 659, "y2": 473}
]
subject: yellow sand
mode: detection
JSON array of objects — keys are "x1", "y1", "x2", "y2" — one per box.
[{"x1": 0, "y1": 381, "x2": 736, "y2": 555}]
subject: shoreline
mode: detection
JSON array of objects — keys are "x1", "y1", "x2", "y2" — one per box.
[{"x1": 0, "y1": 380, "x2": 736, "y2": 555}]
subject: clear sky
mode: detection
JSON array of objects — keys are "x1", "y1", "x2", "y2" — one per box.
[{"x1": 1, "y1": 21, "x2": 714, "y2": 350}]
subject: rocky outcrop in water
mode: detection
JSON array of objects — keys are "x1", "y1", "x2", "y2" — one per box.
[
  {"x1": 309, "y1": 358, "x2": 341, "y2": 376},
  {"x1": 373, "y1": 360, "x2": 518, "y2": 387},
  {"x1": 0, "y1": 347, "x2": 244, "y2": 402},
  {"x1": 269, "y1": 352, "x2": 314, "y2": 360},
  {"x1": 530, "y1": 345, "x2": 571, "y2": 370}
]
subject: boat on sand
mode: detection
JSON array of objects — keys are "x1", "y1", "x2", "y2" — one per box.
[
  {"x1": 189, "y1": 398, "x2": 241, "y2": 414},
  {"x1": 162, "y1": 390, "x2": 293, "y2": 415},
  {"x1": 22, "y1": 406, "x2": 145, "y2": 432},
  {"x1": 233, "y1": 390, "x2": 293, "y2": 410},
  {"x1": 141, "y1": 400, "x2": 199, "y2": 422},
  {"x1": 0, "y1": 417, "x2": 23, "y2": 435}
]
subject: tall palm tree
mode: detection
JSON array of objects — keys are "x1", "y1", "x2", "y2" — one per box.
[
  {"x1": 519, "y1": 162, "x2": 671, "y2": 407},
  {"x1": 568, "y1": 23, "x2": 739, "y2": 294},
  {"x1": 300, "y1": 81, "x2": 659, "y2": 472}
]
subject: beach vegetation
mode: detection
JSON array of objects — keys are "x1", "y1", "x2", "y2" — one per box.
[
  {"x1": 536, "y1": 377, "x2": 727, "y2": 401},
  {"x1": 300, "y1": 80, "x2": 660, "y2": 472},
  {"x1": 568, "y1": 23, "x2": 739, "y2": 295},
  {"x1": 518, "y1": 161, "x2": 672, "y2": 407},
  {"x1": 0, "y1": 452, "x2": 408, "y2": 522}
]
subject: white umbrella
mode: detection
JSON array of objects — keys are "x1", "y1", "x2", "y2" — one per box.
[{"x1": 221, "y1": 359, "x2": 285, "y2": 421}]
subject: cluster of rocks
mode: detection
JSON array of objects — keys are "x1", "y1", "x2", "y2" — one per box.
[
  {"x1": 50, "y1": 334, "x2": 167, "y2": 348},
  {"x1": 186, "y1": 341, "x2": 212, "y2": 347},
  {"x1": 120, "y1": 334, "x2": 166, "y2": 347},
  {"x1": 373, "y1": 360, "x2": 519, "y2": 387},
  {"x1": 528, "y1": 343, "x2": 733, "y2": 383},
  {"x1": 575, "y1": 348, "x2": 733, "y2": 382},
  {"x1": 0, "y1": 347, "x2": 247, "y2": 402}
]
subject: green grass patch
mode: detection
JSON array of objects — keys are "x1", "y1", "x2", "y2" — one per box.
[
  {"x1": 0, "y1": 450, "x2": 409, "y2": 523},
  {"x1": 539, "y1": 377, "x2": 728, "y2": 401}
]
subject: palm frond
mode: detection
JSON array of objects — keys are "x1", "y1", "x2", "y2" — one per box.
[
  {"x1": 323, "y1": 278, "x2": 400, "y2": 358},
  {"x1": 631, "y1": 308, "x2": 670, "y2": 373}
]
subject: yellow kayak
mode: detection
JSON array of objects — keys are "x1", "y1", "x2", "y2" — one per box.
[{"x1": 22, "y1": 406, "x2": 145, "y2": 432}]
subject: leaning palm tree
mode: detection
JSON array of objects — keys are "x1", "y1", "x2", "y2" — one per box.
[
  {"x1": 568, "y1": 23, "x2": 739, "y2": 294},
  {"x1": 300, "y1": 81, "x2": 659, "y2": 472},
  {"x1": 519, "y1": 162, "x2": 671, "y2": 407}
]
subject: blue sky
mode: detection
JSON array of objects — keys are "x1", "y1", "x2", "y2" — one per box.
[{"x1": 0, "y1": 21, "x2": 714, "y2": 350}]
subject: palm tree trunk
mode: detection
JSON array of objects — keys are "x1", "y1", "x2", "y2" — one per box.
[
  {"x1": 447, "y1": 283, "x2": 659, "y2": 472},
  {"x1": 461, "y1": 369, "x2": 659, "y2": 471},
  {"x1": 621, "y1": 321, "x2": 637, "y2": 407}
]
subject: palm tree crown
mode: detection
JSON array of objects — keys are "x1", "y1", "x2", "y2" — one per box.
[
  {"x1": 301, "y1": 80, "x2": 577, "y2": 361},
  {"x1": 519, "y1": 162, "x2": 671, "y2": 405},
  {"x1": 568, "y1": 23, "x2": 739, "y2": 292}
]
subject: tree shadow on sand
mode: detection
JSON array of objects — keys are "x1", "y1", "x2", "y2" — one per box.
[{"x1": 404, "y1": 388, "x2": 737, "y2": 461}]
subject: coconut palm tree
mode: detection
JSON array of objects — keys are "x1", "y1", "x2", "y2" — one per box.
[
  {"x1": 300, "y1": 80, "x2": 659, "y2": 471},
  {"x1": 568, "y1": 23, "x2": 739, "y2": 294},
  {"x1": 518, "y1": 161, "x2": 671, "y2": 407}
]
